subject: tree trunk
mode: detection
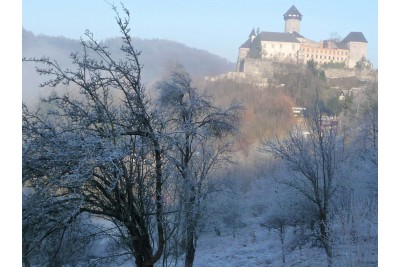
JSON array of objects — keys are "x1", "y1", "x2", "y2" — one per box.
[
  {"x1": 130, "y1": 225, "x2": 157, "y2": 267},
  {"x1": 134, "y1": 252, "x2": 155, "y2": 267},
  {"x1": 184, "y1": 190, "x2": 197, "y2": 267},
  {"x1": 324, "y1": 242, "x2": 333, "y2": 267},
  {"x1": 319, "y1": 219, "x2": 333, "y2": 267},
  {"x1": 136, "y1": 146, "x2": 165, "y2": 267},
  {"x1": 279, "y1": 224, "x2": 286, "y2": 266},
  {"x1": 22, "y1": 258, "x2": 30, "y2": 267},
  {"x1": 22, "y1": 241, "x2": 31, "y2": 267},
  {"x1": 184, "y1": 233, "x2": 196, "y2": 267}
]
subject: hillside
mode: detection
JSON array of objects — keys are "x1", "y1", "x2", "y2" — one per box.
[{"x1": 22, "y1": 29, "x2": 235, "y2": 104}]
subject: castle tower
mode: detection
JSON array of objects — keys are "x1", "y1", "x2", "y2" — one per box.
[
  {"x1": 341, "y1": 32, "x2": 368, "y2": 68},
  {"x1": 283, "y1": 5, "x2": 302, "y2": 33}
]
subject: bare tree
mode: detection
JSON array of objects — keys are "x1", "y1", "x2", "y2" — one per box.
[
  {"x1": 261, "y1": 94, "x2": 342, "y2": 267},
  {"x1": 157, "y1": 66, "x2": 241, "y2": 267},
  {"x1": 259, "y1": 179, "x2": 308, "y2": 267},
  {"x1": 23, "y1": 5, "x2": 166, "y2": 266}
]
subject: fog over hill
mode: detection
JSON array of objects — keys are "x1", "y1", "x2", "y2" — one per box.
[{"x1": 22, "y1": 29, "x2": 235, "y2": 104}]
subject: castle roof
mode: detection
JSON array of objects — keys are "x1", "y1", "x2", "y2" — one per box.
[
  {"x1": 334, "y1": 42, "x2": 348, "y2": 49},
  {"x1": 249, "y1": 28, "x2": 256, "y2": 37},
  {"x1": 256, "y1": 32, "x2": 300, "y2": 43},
  {"x1": 240, "y1": 38, "x2": 252, "y2": 48},
  {"x1": 283, "y1": 5, "x2": 302, "y2": 21},
  {"x1": 291, "y1": 31, "x2": 304, "y2": 39},
  {"x1": 341, "y1": 32, "x2": 368, "y2": 43},
  {"x1": 333, "y1": 41, "x2": 348, "y2": 49}
]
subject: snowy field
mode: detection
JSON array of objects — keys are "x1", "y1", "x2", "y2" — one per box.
[
  {"x1": 188, "y1": 222, "x2": 326, "y2": 267},
  {"x1": 110, "y1": 215, "x2": 376, "y2": 267}
]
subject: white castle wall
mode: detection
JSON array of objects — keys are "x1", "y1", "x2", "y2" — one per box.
[{"x1": 260, "y1": 41, "x2": 300, "y2": 63}]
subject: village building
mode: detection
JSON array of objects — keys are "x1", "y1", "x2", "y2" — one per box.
[{"x1": 236, "y1": 5, "x2": 368, "y2": 72}]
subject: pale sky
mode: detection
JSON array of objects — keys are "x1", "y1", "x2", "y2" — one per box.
[{"x1": 22, "y1": 0, "x2": 378, "y2": 67}]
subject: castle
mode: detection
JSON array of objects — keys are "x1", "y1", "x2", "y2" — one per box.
[{"x1": 236, "y1": 5, "x2": 368, "y2": 72}]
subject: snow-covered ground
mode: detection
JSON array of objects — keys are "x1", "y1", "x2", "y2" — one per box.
[
  {"x1": 180, "y1": 220, "x2": 327, "y2": 267},
  {"x1": 174, "y1": 220, "x2": 376, "y2": 267}
]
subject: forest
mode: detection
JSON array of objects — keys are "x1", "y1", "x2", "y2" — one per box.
[{"x1": 22, "y1": 6, "x2": 377, "y2": 267}]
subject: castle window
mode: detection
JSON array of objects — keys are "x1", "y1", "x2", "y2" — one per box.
[
  {"x1": 307, "y1": 54, "x2": 309, "y2": 57},
  {"x1": 320, "y1": 55, "x2": 322, "y2": 59},
  {"x1": 333, "y1": 57, "x2": 335, "y2": 60},
  {"x1": 272, "y1": 44, "x2": 275, "y2": 48},
  {"x1": 280, "y1": 44, "x2": 283, "y2": 48}
]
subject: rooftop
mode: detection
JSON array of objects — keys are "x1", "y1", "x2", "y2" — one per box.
[
  {"x1": 283, "y1": 5, "x2": 302, "y2": 20},
  {"x1": 256, "y1": 32, "x2": 301, "y2": 43},
  {"x1": 291, "y1": 31, "x2": 305, "y2": 39},
  {"x1": 240, "y1": 38, "x2": 252, "y2": 48},
  {"x1": 341, "y1": 32, "x2": 368, "y2": 43}
]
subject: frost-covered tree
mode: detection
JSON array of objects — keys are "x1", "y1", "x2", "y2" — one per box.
[
  {"x1": 23, "y1": 188, "x2": 94, "y2": 267},
  {"x1": 330, "y1": 83, "x2": 378, "y2": 265},
  {"x1": 157, "y1": 66, "x2": 241, "y2": 267},
  {"x1": 261, "y1": 94, "x2": 342, "y2": 267},
  {"x1": 356, "y1": 83, "x2": 378, "y2": 164},
  {"x1": 23, "y1": 5, "x2": 167, "y2": 267},
  {"x1": 330, "y1": 156, "x2": 377, "y2": 265},
  {"x1": 261, "y1": 183, "x2": 305, "y2": 266}
]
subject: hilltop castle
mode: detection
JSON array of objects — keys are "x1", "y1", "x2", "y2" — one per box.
[{"x1": 236, "y1": 5, "x2": 368, "y2": 72}]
